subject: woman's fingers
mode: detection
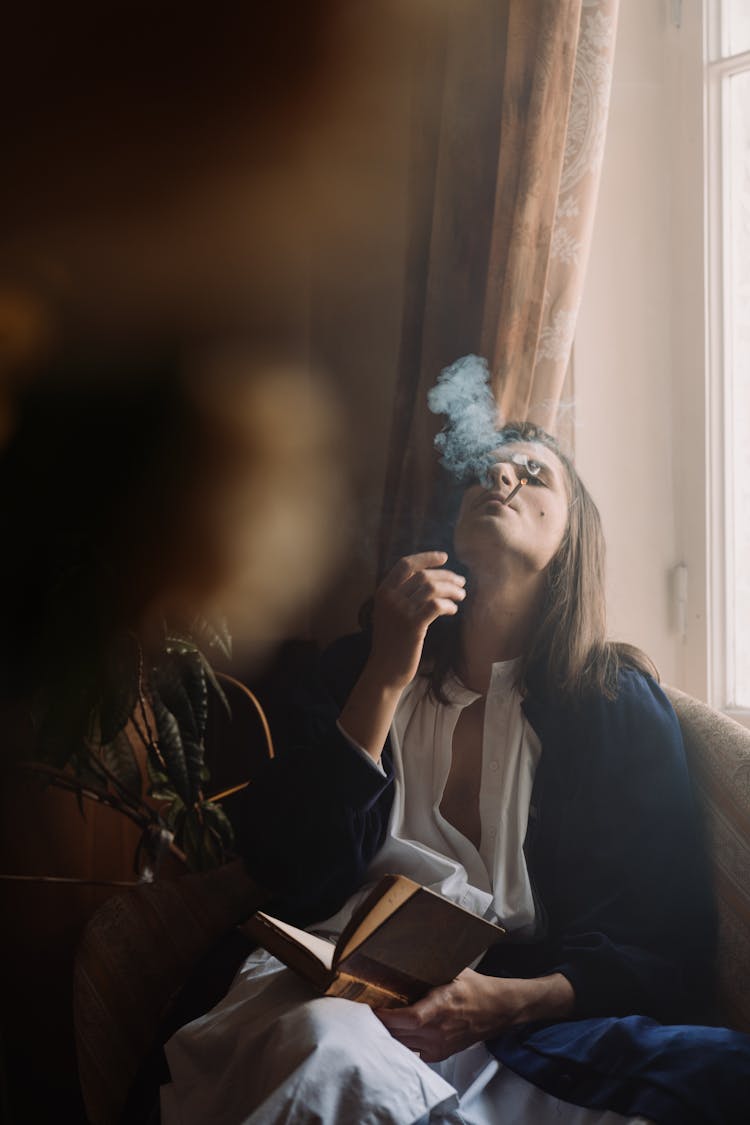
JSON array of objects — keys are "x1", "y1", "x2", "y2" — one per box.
[
  {"x1": 397, "y1": 576, "x2": 465, "y2": 625},
  {"x1": 367, "y1": 552, "x2": 465, "y2": 689},
  {"x1": 400, "y1": 578, "x2": 465, "y2": 607},
  {"x1": 380, "y1": 551, "x2": 448, "y2": 589},
  {"x1": 376, "y1": 1007, "x2": 420, "y2": 1030},
  {"x1": 424, "y1": 597, "x2": 460, "y2": 621},
  {"x1": 376, "y1": 555, "x2": 466, "y2": 625},
  {"x1": 400, "y1": 568, "x2": 466, "y2": 594}
]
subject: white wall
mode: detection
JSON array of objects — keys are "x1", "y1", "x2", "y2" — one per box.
[{"x1": 575, "y1": 0, "x2": 706, "y2": 693}]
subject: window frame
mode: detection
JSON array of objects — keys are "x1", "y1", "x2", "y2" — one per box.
[{"x1": 705, "y1": 0, "x2": 750, "y2": 724}]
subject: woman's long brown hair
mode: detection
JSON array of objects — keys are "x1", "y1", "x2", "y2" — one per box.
[{"x1": 423, "y1": 422, "x2": 657, "y2": 706}]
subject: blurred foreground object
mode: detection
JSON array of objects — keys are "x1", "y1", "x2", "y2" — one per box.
[
  {"x1": 0, "y1": 286, "x2": 55, "y2": 447},
  {"x1": 0, "y1": 1, "x2": 453, "y2": 354},
  {"x1": 186, "y1": 356, "x2": 347, "y2": 660},
  {"x1": 0, "y1": 352, "x2": 345, "y2": 872},
  {"x1": 0, "y1": 1, "x2": 452, "y2": 1115}
]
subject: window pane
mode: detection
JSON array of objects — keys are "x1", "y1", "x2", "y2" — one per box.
[
  {"x1": 727, "y1": 0, "x2": 750, "y2": 57},
  {"x1": 728, "y1": 70, "x2": 750, "y2": 706}
]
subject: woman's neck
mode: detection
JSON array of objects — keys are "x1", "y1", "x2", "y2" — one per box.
[{"x1": 457, "y1": 569, "x2": 545, "y2": 695}]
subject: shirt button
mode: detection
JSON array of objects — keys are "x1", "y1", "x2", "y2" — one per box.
[
  {"x1": 489, "y1": 761, "x2": 499, "y2": 772},
  {"x1": 489, "y1": 827, "x2": 497, "y2": 838}
]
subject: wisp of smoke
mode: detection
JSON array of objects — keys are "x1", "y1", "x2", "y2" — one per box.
[{"x1": 427, "y1": 354, "x2": 506, "y2": 484}]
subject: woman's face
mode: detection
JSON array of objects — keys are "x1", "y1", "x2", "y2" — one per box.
[{"x1": 453, "y1": 441, "x2": 570, "y2": 578}]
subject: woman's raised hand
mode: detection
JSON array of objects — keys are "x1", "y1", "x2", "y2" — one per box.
[
  {"x1": 338, "y1": 552, "x2": 465, "y2": 763},
  {"x1": 369, "y1": 552, "x2": 466, "y2": 691}
]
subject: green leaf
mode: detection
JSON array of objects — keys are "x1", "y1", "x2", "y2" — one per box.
[
  {"x1": 178, "y1": 806, "x2": 204, "y2": 870},
  {"x1": 150, "y1": 696, "x2": 190, "y2": 804},
  {"x1": 184, "y1": 735, "x2": 206, "y2": 805},
  {"x1": 149, "y1": 785, "x2": 180, "y2": 804},
  {"x1": 177, "y1": 650, "x2": 209, "y2": 741},
  {"x1": 201, "y1": 801, "x2": 235, "y2": 849},
  {"x1": 168, "y1": 799, "x2": 233, "y2": 870},
  {"x1": 157, "y1": 797, "x2": 183, "y2": 832},
  {"x1": 72, "y1": 753, "x2": 109, "y2": 790},
  {"x1": 101, "y1": 729, "x2": 141, "y2": 794},
  {"x1": 151, "y1": 658, "x2": 198, "y2": 738},
  {"x1": 190, "y1": 614, "x2": 232, "y2": 661},
  {"x1": 145, "y1": 754, "x2": 168, "y2": 788},
  {"x1": 150, "y1": 656, "x2": 206, "y2": 802},
  {"x1": 165, "y1": 624, "x2": 229, "y2": 721},
  {"x1": 200, "y1": 826, "x2": 222, "y2": 870},
  {"x1": 165, "y1": 628, "x2": 198, "y2": 652},
  {"x1": 199, "y1": 653, "x2": 231, "y2": 718}
]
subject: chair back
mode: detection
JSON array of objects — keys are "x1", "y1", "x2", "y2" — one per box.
[
  {"x1": 74, "y1": 859, "x2": 263, "y2": 1124},
  {"x1": 666, "y1": 686, "x2": 750, "y2": 1033}
]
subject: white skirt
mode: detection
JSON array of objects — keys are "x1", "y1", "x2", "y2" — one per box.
[{"x1": 160, "y1": 950, "x2": 652, "y2": 1125}]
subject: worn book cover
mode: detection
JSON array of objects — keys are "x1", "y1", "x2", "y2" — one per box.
[{"x1": 240, "y1": 874, "x2": 505, "y2": 1009}]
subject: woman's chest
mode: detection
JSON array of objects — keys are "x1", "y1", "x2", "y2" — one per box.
[
  {"x1": 439, "y1": 698, "x2": 485, "y2": 848},
  {"x1": 394, "y1": 673, "x2": 541, "y2": 861}
]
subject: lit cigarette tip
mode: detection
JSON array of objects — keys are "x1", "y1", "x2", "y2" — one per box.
[{"x1": 502, "y1": 478, "x2": 528, "y2": 505}]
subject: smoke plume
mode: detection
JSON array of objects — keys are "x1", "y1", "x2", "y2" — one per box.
[{"x1": 427, "y1": 354, "x2": 505, "y2": 484}]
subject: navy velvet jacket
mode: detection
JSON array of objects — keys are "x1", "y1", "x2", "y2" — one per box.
[{"x1": 237, "y1": 631, "x2": 717, "y2": 1028}]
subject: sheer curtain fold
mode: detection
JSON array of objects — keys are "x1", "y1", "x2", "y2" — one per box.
[
  {"x1": 481, "y1": 0, "x2": 582, "y2": 428},
  {"x1": 379, "y1": 0, "x2": 619, "y2": 573}
]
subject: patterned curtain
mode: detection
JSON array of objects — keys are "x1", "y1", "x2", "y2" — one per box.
[
  {"x1": 378, "y1": 0, "x2": 619, "y2": 573},
  {"x1": 489, "y1": 0, "x2": 620, "y2": 430}
]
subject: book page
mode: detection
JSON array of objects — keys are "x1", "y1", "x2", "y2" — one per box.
[
  {"x1": 244, "y1": 913, "x2": 335, "y2": 971},
  {"x1": 337, "y1": 883, "x2": 504, "y2": 988},
  {"x1": 335, "y1": 875, "x2": 419, "y2": 964}
]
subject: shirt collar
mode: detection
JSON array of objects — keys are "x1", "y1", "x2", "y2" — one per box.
[{"x1": 441, "y1": 656, "x2": 522, "y2": 705}]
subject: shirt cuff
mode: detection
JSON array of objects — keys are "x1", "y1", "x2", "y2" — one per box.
[{"x1": 336, "y1": 720, "x2": 387, "y2": 777}]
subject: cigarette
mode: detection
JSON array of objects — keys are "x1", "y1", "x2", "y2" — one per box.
[{"x1": 502, "y1": 478, "x2": 527, "y2": 505}]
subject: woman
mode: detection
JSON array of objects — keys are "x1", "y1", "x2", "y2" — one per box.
[{"x1": 161, "y1": 424, "x2": 724, "y2": 1124}]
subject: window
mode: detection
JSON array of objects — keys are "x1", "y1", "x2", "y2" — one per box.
[{"x1": 706, "y1": 0, "x2": 750, "y2": 714}]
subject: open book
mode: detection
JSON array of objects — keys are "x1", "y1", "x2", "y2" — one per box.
[{"x1": 240, "y1": 874, "x2": 505, "y2": 1009}]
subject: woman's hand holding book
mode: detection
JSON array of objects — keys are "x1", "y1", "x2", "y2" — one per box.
[{"x1": 375, "y1": 968, "x2": 575, "y2": 1063}]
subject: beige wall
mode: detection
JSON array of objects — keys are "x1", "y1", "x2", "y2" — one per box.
[{"x1": 575, "y1": 0, "x2": 706, "y2": 693}]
